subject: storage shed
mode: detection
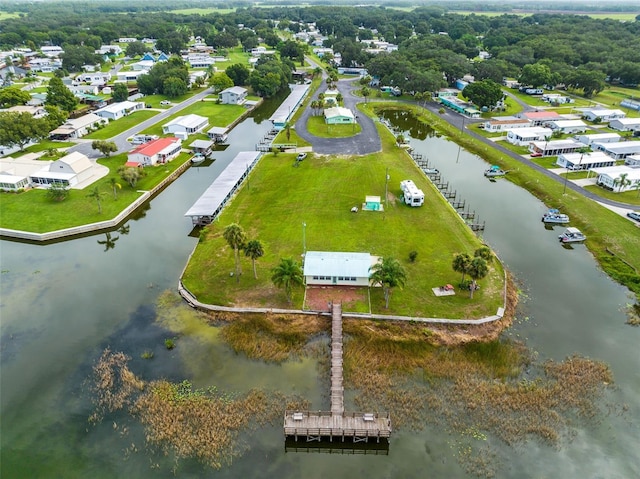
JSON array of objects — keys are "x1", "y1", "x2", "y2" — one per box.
[{"x1": 303, "y1": 251, "x2": 374, "y2": 286}]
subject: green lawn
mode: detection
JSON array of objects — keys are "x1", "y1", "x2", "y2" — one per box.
[
  {"x1": 0, "y1": 11, "x2": 20, "y2": 19},
  {"x1": 370, "y1": 101, "x2": 640, "y2": 297},
  {"x1": 8, "y1": 141, "x2": 76, "y2": 158},
  {"x1": 84, "y1": 110, "x2": 159, "y2": 140},
  {"x1": 306, "y1": 115, "x2": 362, "y2": 138},
  {"x1": 182, "y1": 124, "x2": 505, "y2": 318},
  {"x1": 591, "y1": 87, "x2": 640, "y2": 117},
  {"x1": 141, "y1": 102, "x2": 246, "y2": 136},
  {"x1": 0, "y1": 153, "x2": 192, "y2": 232},
  {"x1": 170, "y1": 7, "x2": 235, "y2": 15},
  {"x1": 451, "y1": 11, "x2": 639, "y2": 21},
  {"x1": 584, "y1": 184, "x2": 640, "y2": 206},
  {"x1": 141, "y1": 90, "x2": 204, "y2": 108}
]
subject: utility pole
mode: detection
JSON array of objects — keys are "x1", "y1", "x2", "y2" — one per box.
[
  {"x1": 302, "y1": 222, "x2": 306, "y2": 256},
  {"x1": 385, "y1": 167, "x2": 389, "y2": 206}
]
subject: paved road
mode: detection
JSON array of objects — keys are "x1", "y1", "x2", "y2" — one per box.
[
  {"x1": 416, "y1": 99, "x2": 637, "y2": 210},
  {"x1": 295, "y1": 77, "x2": 381, "y2": 155},
  {"x1": 70, "y1": 87, "x2": 214, "y2": 158}
]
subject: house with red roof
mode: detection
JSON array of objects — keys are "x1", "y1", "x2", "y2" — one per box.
[
  {"x1": 517, "y1": 110, "x2": 561, "y2": 126},
  {"x1": 127, "y1": 137, "x2": 182, "y2": 166}
]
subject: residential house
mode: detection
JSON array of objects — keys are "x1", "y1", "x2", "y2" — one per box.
[
  {"x1": 116, "y1": 71, "x2": 147, "y2": 82},
  {"x1": 593, "y1": 141, "x2": 640, "y2": 160},
  {"x1": 189, "y1": 139, "x2": 214, "y2": 156},
  {"x1": 303, "y1": 251, "x2": 375, "y2": 287},
  {"x1": 186, "y1": 54, "x2": 216, "y2": 69},
  {"x1": 324, "y1": 107, "x2": 355, "y2": 124},
  {"x1": 529, "y1": 139, "x2": 585, "y2": 156},
  {"x1": 439, "y1": 96, "x2": 481, "y2": 118},
  {"x1": 581, "y1": 108, "x2": 626, "y2": 122},
  {"x1": 67, "y1": 84, "x2": 99, "y2": 96},
  {"x1": 94, "y1": 101, "x2": 144, "y2": 121},
  {"x1": 545, "y1": 119, "x2": 588, "y2": 134},
  {"x1": 576, "y1": 133, "x2": 621, "y2": 146},
  {"x1": 127, "y1": 137, "x2": 182, "y2": 166},
  {"x1": 118, "y1": 37, "x2": 138, "y2": 43},
  {"x1": 28, "y1": 58, "x2": 61, "y2": 72},
  {"x1": 219, "y1": 86, "x2": 248, "y2": 105},
  {"x1": 49, "y1": 113, "x2": 106, "y2": 140},
  {"x1": 5, "y1": 105, "x2": 47, "y2": 119},
  {"x1": 207, "y1": 126, "x2": 229, "y2": 143},
  {"x1": 95, "y1": 45, "x2": 123, "y2": 56},
  {"x1": 250, "y1": 46, "x2": 276, "y2": 57},
  {"x1": 270, "y1": 84, "x2": 310, "y2": 130},
  {"x1": 625, "y1": 155, "x2": 640, "y2": 167},
  {"x1": 40, "y1": 46, "x2": 64, "y2": 57},
  {"x1": 30, "y1": 152, "x2": 93, "y2": 188},
  {"x1": 76, "y1": 72, "x2": 112, "y2": 84},
  {"x1": 506, "y1": 127, "x2": 552, "y2": 146},
  {"x1": 517, "y1": 110, "x2": 561, "y2": 126},
  {"x1": 483, "y1": 116, "x2": 530, "y2": 132},
  {"x1": 592, "y1": 165, "x2": 640, "y2": 192},
  {"x1": 162, "y1": 114, "x2": 209, "y2": 137},
  {"x1": 609, "y1": 118, "x2": 640, "y2": 132},
  {"x1": 556, "y1": 151, "x2": 615, "y2": 170}
]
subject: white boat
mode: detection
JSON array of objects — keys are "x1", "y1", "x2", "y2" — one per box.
[
  {"x1": 423, "y1": 167, "x2": 439, "y2": 175},
  {"x1": 542, "y1": 209, "x2": 570, "y2": 224},
  {"x1": 484, "y1": 165, "x2": 507, "y2": 177},
  {"x1": 559, "y1": 227, "x2": 586, "y2": 243},
  {"x1": 191, "y1": 154, "x2": 206, "y2": 164}
]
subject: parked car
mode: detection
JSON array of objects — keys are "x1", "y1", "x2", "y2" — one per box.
[
  {"x1": 530, "y1": 152, "x2": 542, "y2": 157},
  {"x1": 160, "y1": 100, "x2": 171, "y2": 105},
  {"x1": 627, "y1": 211, "x2": 640, "y2": 222},
  {"x1": 296, "y1": 153, "x2": 307, "y2": 161}
]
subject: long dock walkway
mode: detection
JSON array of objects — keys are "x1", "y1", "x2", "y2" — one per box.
[{"x1": 284, "y1": 303, "x2": 391, "y2": 444}]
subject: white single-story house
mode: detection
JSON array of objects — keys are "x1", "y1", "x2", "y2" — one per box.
[
  {"x1": 94, "y1": 101, "x2": 144, "y2": 121},
  {"x1": 483, "y1": 116, "x2": 530, "y2": 132},
  {"x1": 49, "y1": 113, "x2": 106, "y2": 140},
  {"x1": 303, "y1": 251, "x2": 375, "y2": 287},
  {"x1": 131, "y1": 60, "x2": 155, "y2": 71},
  {"x1": 591, "y1": 165, "x2": 640, "y2": 192},
  {"x1": 30, "y1": 152, "x2": 93, "y2": 188},
  {"x1": 506, "y1": 127, "x2": 552, "y2": 146},
  {"x1": 40, "y1": 46, "x2": 64, "y2": 57},
  {"x1": 127, "y1": 137, "x2": 182, "y2": 166},
  {"x1": 95, "y1": 45, "x2": 123, "y2": 56},
  {"x1": 541, "y1": 93, "x2": 573, "y2": 104},
  {"x1": 546, "y1": 119, "x2": 588, "y2": 134},
  {"x1": 250, "y1": 46, "x2": 276, "y2": 57},
  {"x1": 625, "y1": 155, "x2": 640, "y2": 167},
  {"x1": 517, "y1": 111, "x2": 561, "y2": 126},
  {"x1": 593, "y1": 141, "x2": 640, "y2": 160},
  {"x1": 186, "y1": 54, "x2": 216, "y2": 69},
  {"x1": 76, "y1": 72, "x2": 112, "y2": 84},
  {"x1": 0, "y1": 173, "x2": 30, "y2": 191},
  {"x1": 576, "y1": 133, "x2": 621, "y2": 146},
  {"x1": 529, "y1": 139, "x2": 585, "y2": 156},
  {"x1": 28, "y1": 58, "x2": 62, "y2": 72},
  {"x1": 162, "y1": 114, "x2": 208, "y2": 137},
  {"x1": 609, "y1": 118, "x2": 640, "y2": 132},
  {"x1": 5, "y1": 105, "x2": 47, "y2": 119},
  {"x1": 581, "y1": 108, "x2": 626, "y2": 122},
  {"x1": 116, "y1": 71, "x2": 147, "y2": 82},
  {"x1": 556, "y1": 151, "x2": 615, "y2": 170},
  {"x1": 324, "y1": 107, "x2": 355, "y2": 124},
  {"x1": 219, "y1": 86, "x2": 247, "y2": 105}
]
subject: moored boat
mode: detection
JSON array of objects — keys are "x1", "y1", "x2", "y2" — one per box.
[
  {"x1": 484, "y1": 165, "x2": 507, "y2": 177},
  {"x1": 542, "y1": 209, "x2": 570, "y2": 224},
  {"x1": 559, "y1": 227, "x2": 586, "y2": 243}
]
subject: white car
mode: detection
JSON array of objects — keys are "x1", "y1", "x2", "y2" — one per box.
[
  {"x1": 627, "y1": 211, "x2": 640, "y2": 222},
  {"x1": 160, "y1": 100, "x2": 171, "y2": 105}
]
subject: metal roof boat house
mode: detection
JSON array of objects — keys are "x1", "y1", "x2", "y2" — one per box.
[{"x1": 185, "y1": 151, "x2": 260, "y2": 226}]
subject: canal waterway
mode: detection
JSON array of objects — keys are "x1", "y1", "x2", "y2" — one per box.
[{"x1": 1, "y1": 106, "x2": 638, "y2": 478}]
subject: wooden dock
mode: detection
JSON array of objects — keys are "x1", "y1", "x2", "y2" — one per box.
[{"x1": 284, "y1": 303, "x2": 391, "y2": 444}]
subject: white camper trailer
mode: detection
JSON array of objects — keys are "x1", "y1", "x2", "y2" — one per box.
[{"x1": 400, "y1": 179, "x2": 424, "y2": 207}]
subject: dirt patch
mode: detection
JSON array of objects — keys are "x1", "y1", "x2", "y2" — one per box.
[{"x1": 304, "y1": 285, "x2": 369, "y2": 312}]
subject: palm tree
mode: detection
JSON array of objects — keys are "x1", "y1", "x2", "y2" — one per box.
[
  {"x1": 617, "y1": 172, "x2": 630, "y2": 192},
  {"x1": 244, "y1": 239, "x2": 264, "y2": 279},
  {"x1": 369, "y1": 256, "x2": 407, "y2": 309},
  {"x1": 467, "y1": 257, "x2": 489, "y2": 299},
  {"x1": 86, "y1": 186, "x2": 106, "y2": 214},
  {"x1": 361, "y1": 86, "x2": 371, "y2": 103},
  {"x1": 223, "y1": 223, "x2": 247, "y2": 282},
  {"x1": 474, "y1": 246, "x2": 493, "y2": 263},
  {"x1": 284, "y1": 123, "x2": 291, "y2": 142},
  {"x1": 109, "y1": 178, "x2": 121, "y2": 199},
  {"x1": 271, "y1": 257, "x2": 303, "y2": 304},
  {"x1": 632, "y1": 179, "x2": 640, "y2": 198},
  {"x1": 452, "y1": 253, "x2": 472, "y2": 284},
  {"x1": 336, "y1": 93, "x2": 343, "y2": 105}
]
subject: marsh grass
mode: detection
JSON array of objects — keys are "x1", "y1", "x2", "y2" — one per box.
[{"x1": 89, "y1": 349, "x2": 310, "y2": 469}]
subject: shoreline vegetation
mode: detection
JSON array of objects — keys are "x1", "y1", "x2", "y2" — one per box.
[{"x1": 88, "y1": 290, "x2": 615, "y2": 476}]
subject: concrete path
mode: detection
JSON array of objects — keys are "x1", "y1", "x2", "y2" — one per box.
[{"x1": 295, "y1": 77, "x2": 381, "y2": 155}]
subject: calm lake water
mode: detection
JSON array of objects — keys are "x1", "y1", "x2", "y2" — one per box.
[{"x1": 1, "y1": 106, "x2": 638, "y2": 478}]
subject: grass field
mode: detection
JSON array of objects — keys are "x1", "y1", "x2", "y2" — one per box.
[
  {"x1": 182, "y1": 123, "x2": 504, "y2": 318},
  {"x1": 84, "y1": 110, "x2": 159, "y2": 140},
  {"x1": 8, "y1": 141, "x2": 76, "y2": 158},
  {"x1": 0, "y1": 153, "x2": 191, "y2": 232},
  {"x1": 0, "y1": 11, "x2": 20, "y2": 20},
  {"x1": 451, "y1": 11, "x2": 639, "y2": 21},
  {"x1": 169, "y1": 7, "x2": 235, "y2": 15},
  {"x1": 141, "y1": 102, "x2": 246, "y2": 137},
  {"x1": 306, "y1": 115, "x2": 362, "y2": 137}
]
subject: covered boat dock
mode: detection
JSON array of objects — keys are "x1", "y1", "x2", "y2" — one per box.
[
  {"x1": 184, "y1": 151, "x2": 260, "y2": 226},
  {"x1": 270, "y1": 84, "x2": 310, "y2": 129}
]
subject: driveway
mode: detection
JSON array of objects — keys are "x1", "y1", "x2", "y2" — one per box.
[{"x1": 295, "y1": 77, "x2": 381, "y2": 155}]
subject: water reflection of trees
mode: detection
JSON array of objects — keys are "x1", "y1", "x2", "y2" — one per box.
[
  {"x1": 97, "y1": 232, "x2": 119, "y2": 252},
  {"x1": 378, "y1": 109, "x2": 435, "y2": 140}
]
